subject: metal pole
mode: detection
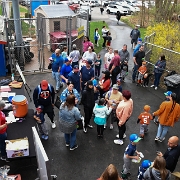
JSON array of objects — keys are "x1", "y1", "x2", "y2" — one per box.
[
  {"x1": 12, "y1": 0, "x2": 25, "y2": 70},
  {"x1": 66, "y1": 18, "x2": 69, "y2": 50},
  {"x1": 86, "y1": 10, "x2": 90, "y2": 37},
  {"x1": 69, "y1": 17, "x2": 72, "y2": 53}
]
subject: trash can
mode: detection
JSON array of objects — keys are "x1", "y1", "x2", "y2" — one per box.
[{"x1": 164, "y1": 74, "x2": 180, "y2": 103}]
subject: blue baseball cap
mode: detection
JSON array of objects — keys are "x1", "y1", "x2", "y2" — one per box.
[
  {"x1": 164, "y1": 91, "x2": 172, "y2": 96},
  {"x1": 64, "y1": 58, "x2": 70, "y2": 63},
  {"x1": 130, "y1": 134, "x2": 141, "y2": 143},
  {"x1": 141, "y1": 160, "x2": 151, "y2": 169},
  {"x1": 138, "y1": 38, "x2": 142, "y2": 42}
]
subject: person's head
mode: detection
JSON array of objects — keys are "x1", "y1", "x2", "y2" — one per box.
[
  {"x1": 84, "y1": 36, "x2": 90, "y2": 42},
  {"x1": 108, "y1": 32, "x2": 111, "y2": 36},
  {"x1": 0, "y1": 100, "x2": 5, "y2": 110},
  {"x1": 97, "y1": 54, "x2": 101, "y2": 59},
  {"x1": 102, "y1": 70, "x2": 110, "y2": 79},
  {"x1": 108, "y1": 47, "x2": 113, "y2": 53},
  {"x1": 129, "y1": 134, "x2": 141, "y2": 144},
  {"x1": 114, "y1": 49, "x2": 118, "y2": 55},
  {"x1": 36, "y1": 105, "x2": 44, "y2": 113},
  {"x1": 64, "y1": 58, "x2": 71, "y2": 65},
  {"x1": 95, "y1": 28, "x2": 98, "y2": 32},
  {"x1": 138, "y1": 38, "x2": 142, "y2": 44},
  {"x1": 72, "y1": 44, "x2": 77, "y2": 50},
  {"x1": 122, "y1": 44, "x2": 127, "y2": 51},
  {"x1": 88, "y1": 46, "x2": 93, "y2": 52},
  {"x1": 112, "y1": 84, "x2": 119, "y2": 94},
  {"x1": 63, "y1": 94, "x2": 75, "y2": 110},
  {"x1": 67, "y1": 81, "x2": 74, "y2": 91},
  {"x1": 153, "y1": 156, "x2": 166, "y2": 172},
  {"x1": 142, "y1": 61, "x2": 146, "y2": 66},
  {"x1": 100, "y1": 164, "x2": 120, "y2": 180},
  {"x1": 168, "y1": 136, "x2": 179, "y2": 148},
  {"x1": 135, "y1": 25, "x2": 138, "y2": 29},
  {"x1": 55, "y1": 49, "x2": 61, "y2": 56},
  {"x1": 122, "y1": 90, "x2": 131, "y2": 100},
  {"x1": 86, "y1": 60, "x2": 92, "y2": 68},
  {"x1": 139, "y1": 45, "x2": 144, "y2": 52},
  {"x1": 144, "y1": 105, "x2": 150, "y2": 112},
  {"x1": 63, "y1": 46, "x2": 68, "y2": 52},
  {"x1": 160, "y1": 55, "x2": 166, "y2": 61},
  {"x1": 164, "y1": 91, "x2": 172, "y2": 99},
  {"x1": 40, "y1": 80, "x2": 48, "y2": 90},
  {"x1": 116, "y1": 78, "x2": 122, "y2": 86},
  {"x1": 98, "y1": 98, "x2": 105, "y2": 106},
  {"x1": 141, "y1": 160, "x2": 152, "y2": 170},
  {"x1": 86, "y1": 80, "x2": 93, "y2": 89},
  {"x1": 73, "y1": 65, "x2": 79, "y2": 73},
  {"x1": 102, "y1": 25, "x2": 106, "y2": 29},
  {"x1": 169, "y1": 92, "x2": 177, "y2": 102}
]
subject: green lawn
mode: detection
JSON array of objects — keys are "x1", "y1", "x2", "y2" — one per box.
[
  {"x1": 89, "y1": 21, "x2": 109, "y2": 54},
  {"x1": 19, "y1": 5, "x2": 28, "y2": 13},
  {"x1": 0, "y1": 6, "x2": 2, "y2": 15},
  {"x1": 21, "y1": 21, "x2": 35, "y2": 36}
]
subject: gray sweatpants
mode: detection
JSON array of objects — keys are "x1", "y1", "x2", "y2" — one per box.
[
  {"x1": 140, "y1": 124, "x2": 148, "y2": 135},
  {"x1": 37, "y1": 123, "x2": 48, "y2": 136},
  {"x1": 123, "y1": 154, "x2": 131, "y2": 174}
]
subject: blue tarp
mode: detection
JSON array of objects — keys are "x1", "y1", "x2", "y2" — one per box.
[{"x1": 31, "y1": 1, "x2": 49, "y2": 16}]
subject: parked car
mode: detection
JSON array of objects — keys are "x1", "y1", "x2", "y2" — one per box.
[
  {"x1": 78, "y1": 5, "x2": 92, "y2": 20},
  {"x1": 80, "y1": 0, "x2": 99, "y2": 7},
  {"x1": 106, "y1": 4, "x2": 128, "y2": 15}
]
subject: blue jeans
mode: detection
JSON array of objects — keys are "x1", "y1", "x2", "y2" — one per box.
[
  {"x1": 156, "y1": 124, "x2": 170, "y2": 140},
  {"x1": 52, "y1": 71, "x2": 61, "y2": 90},
  {"x1": 0, "y1": 132, "x2": 7, "y2": 157},
  {"x1": 64, "y1": 128, "x2": 77, "y2": 148},
  {"x1": 132, "y1": 64, "x2": 139, "y2": 81},
  {"x1": 154, "y1": 73, "x2": 162, "y2": 87}
]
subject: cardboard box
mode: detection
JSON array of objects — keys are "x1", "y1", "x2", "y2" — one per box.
[{"x1": 6, "y1": 137, "x2": 29, "y2": 158}]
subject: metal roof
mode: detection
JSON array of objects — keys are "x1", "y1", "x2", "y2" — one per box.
[{"x1": 36, "y1": 4, "x2": 76, "y2": 18}]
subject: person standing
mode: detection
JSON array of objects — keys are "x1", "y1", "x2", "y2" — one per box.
[
  {"x1": 69, "y1": 44, "x2": 80, "y2": 68},
  {"x1": 151, "y1": 55, "x2": 166, "y2": 90},
  {"x1": 118, "y1": 44, "x2": 130, "y2": 64},
  {"x1": 100, "y1": 7, "x2": 104, "y2": 15},
  {"x1": 116, "y1": 11, "x2": 121, "y2": 24},
  {"x1": 94, "y1": 54, "x2": 102, "y2": 77},
  {"x1": 59, "y1": 95, "x2": 82, "y2": 150},
  {"x1": 80, "y1": 60, "x2": 94, "y2": 91},
  {"x1": 102, "y1": 26, "x2": 109, "y2": 48},
  {"x1": 50, "y1": 48, "x2": 64, "y2": 93},
  {"x1": 114, "y1": 90, "x2": 133, "y2": 145},
  {"x1": 82, "y1": 46, "x2": 97, "y2": 65},
  {"x1": 60, "y1": 58, "x2": 72, "y2": 84},
  {"x1": 0, "y1": 100, "x2": 9, "y2": 161},
  {"x1": 157, "y1": 136, "x2": 180, "y2": 172},
  {"x1": 153, "y1": 93, "x2": 180, "y2": 142},
  {"x1": 106, "y1": 32, "x2": 112, "y2": 50},
  {"x1": 81, "y1": 80, "x2": 95, "y2": 133},
  {"x1": 109, "y1": 49, "x2": 121, "y2": 85},
  {"x1": 83, "y1": 36, "x2": 94, "y2": 54},
  {"x1": 33, "y1": 80, "x2": 56, "y2": 129},
  {"x1": 104, "y1": 47, "x2": 114, "y2": 70},
  {"x1": 94, "y1": 28, "x2": 100, "y2": 47},
  {"x1": 68, "y1": 65, "x2": 81, "y2": 93},
  {"x1": 132, "y1": 45, "x2": 145, "y2": 83},
  {"x1": 130, "y1": 25, "x2": 141, "y2": 49}
]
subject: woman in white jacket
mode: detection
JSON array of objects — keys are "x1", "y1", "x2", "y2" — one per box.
[{"x1": 93, "y1": 98, "x2": 112, "y2": 138}]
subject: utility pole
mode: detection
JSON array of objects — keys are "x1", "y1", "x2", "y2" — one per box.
[{"x1": 12, "y1": 0, "x2": 25, "y2": 70}]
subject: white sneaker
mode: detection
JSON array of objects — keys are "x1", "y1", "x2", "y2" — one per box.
[
  {"x1": 116, "y1": 134, "x2": 126, "y2": 139},
  {"x1": 51, "y1": 122, "x2": 56, "y2": 129},
  {"x1": 83, "y1": 127, "x2": 87, "y2": 133},
  {"x1": 150, "y1": 85, "x2": 155, "y2": 88},
  {"x1": 110, "y1": 124, "x2": 113, "y2": 129},
  {"x1": 155, "y1": 87, "x2": 158, "y2": 90},
  {"x1": 104, "y1": 125, "x2": 106, "y2": 129},
  {"x1": 114, "y1": 139, "x2": 123, "y2": 145}
]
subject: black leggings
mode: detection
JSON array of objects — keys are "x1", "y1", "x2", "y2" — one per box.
[
  {"x1": 117, "y1": 119, "x2": 127, "y2": 140},
  {"x1": 84, "y1": 107, "x2": 93, "y2": 128},
  {"x1": 97, "y1": 125, "x2": 104, "y2": 135}
]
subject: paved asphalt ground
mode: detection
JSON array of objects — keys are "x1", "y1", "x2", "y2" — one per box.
[{"x1": 0, "y1": 7, "x2": 180, "y2": 180}]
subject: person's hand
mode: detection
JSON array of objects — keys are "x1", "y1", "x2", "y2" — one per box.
[
  {"x1": 134, "y1": 156, "x2": 140, "y2": 160},
  {"x1": 5, "y1": 122, "x2": 10, "y2": 125},
  {"x1": 52, "y1": 104, "x2": 54, "y2": 107},
  {"x1": 65, "y1": 79, "x2": 68, "y2": 83},
  {"x1": 155, "y1": 66, "x2": 158, "y2": 68},
  {"x1": 157, "y1": 151, "x2": 163, "y2": 157},
  {"x1": 75, "y1": 98, "x2": 78, "y2": 104}
]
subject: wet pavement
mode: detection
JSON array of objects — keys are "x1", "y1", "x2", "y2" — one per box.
[{"x1": 1, "y1": 7, "x2": 180, "y2": 180}]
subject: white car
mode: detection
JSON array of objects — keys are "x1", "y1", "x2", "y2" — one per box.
[
  {"x1": 78, "y1": 5, "x2": 92, "y2": 20},
  {"x1": 106, "y1": 4, "x2": 128, "y2": 15},
  {"x1": 122, "y1": 3, "x2": 140, "y2": 13},
  {"x1": 80, "y1": 0, "x2": 99, "y2": 7}
]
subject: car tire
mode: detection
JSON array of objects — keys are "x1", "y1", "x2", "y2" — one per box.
[{"x1": 107, "y1": 10, "x2": 110, "y2": 14}]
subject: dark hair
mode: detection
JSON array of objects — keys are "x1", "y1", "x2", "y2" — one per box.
[
  {"x1": 122, "y1": 90, "x2": 131, "y2": 100},
  {"x1": 104, "y1": 72, "x2": 111, "y2": 82},
  {"x1": 95, "y1": 28, "x2": 98, "y2": 32},
  {"x1": 84, "y1": 36, "x2": 90, "y2": 42},
  {"x1": 67, "y1": 81, "x2": 74, "y2": 86},
  {"x1": 102, "y1": 26, "x2": 105, "y2": 28},
  {"x1": 160, "y1": 55, "x2": 166, "y2": 61},
  {"x1": 63, "y1": 94, "x2": 75, "y2": 110},
  {"x1": 98, "y1": 98, "x2": 105, "y2": 105},
  {"x1": 63, "y1": 46, "x2": 67, "y2": 51}
]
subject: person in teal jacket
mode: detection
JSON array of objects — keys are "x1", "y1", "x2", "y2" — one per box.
[{"x1": 93, "y1": 98, "x2": 112, "y2": 138}]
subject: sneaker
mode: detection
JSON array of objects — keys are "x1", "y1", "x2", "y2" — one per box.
[
  {"x1": 114, "y1": 139, "x2": 123, "y2": 145},
  {"x1": 158, "y1": 137, "x2": 165, "y2": 142},
  {"x1": 116, "y1": 134, "x2": 126, "y2": 139},
  {"x1": 41, "y1": 135, "x2": 45, "y2": 139},
  {"x1": 110, "y1": 124, "x2": 113, "y2": 130},
  {"x1": 70, "y1": 145, "x2": 78, "y2": 151},
  {"x1": 155, "y1": 87, "x2": 158, "y2": 90},
  {"x1": 104, "y1": 125, "x2": 106, "y2": 129},
  {"x1": 155, "y1": 137, "x2": 159, "y2": 141},
  {"x1": 121, "y1": 173, "x2": 128, "y2": 179},
  {"x1": 150, "y1": 85, "x2": 155, "y2": 87},
  {"x1": 55, "y1": 90, "x2": 59, "y2": 94},
  {"x1": 83, "y1": 127, "x2": 87, "y2": 133},
  {"x1": 1, "y1": 157, "x2": 9, "y2": 162},
  {"x1": 145, "y1": 85, "x2": 148, "y2": 87},
  {"x1": 66, "y1": 143, "x2": 70, "y2": 147},
  {"x1": 51, "y1": 122, "x2": 56, "y2": 129},
  {"x1": 44, "y1": 135, "x2": 48, "y2": 140},
  {"x1": 87, "y1": 124, "x2": 93, "y2": 128}
]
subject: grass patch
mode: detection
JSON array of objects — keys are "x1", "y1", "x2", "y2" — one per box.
[
  {"x1": 19, "y1": 5, "x2": 28, "y2": 13},
  {"x1": 90, "y1": 21, "x2": 108, "y2": 54},
  {"x1": 0, "y1": 6, "x2": 2, "y2": 15}
]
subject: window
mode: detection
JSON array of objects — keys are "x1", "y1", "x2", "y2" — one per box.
[{"x1": 54, "y1": 21, "x2": 60, "y2": 32}]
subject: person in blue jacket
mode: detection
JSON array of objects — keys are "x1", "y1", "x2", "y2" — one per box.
[
  {"x1": 137, "y1": 160, "x2": 151, "y2": 180},
  {"x1": 151, "y1": 55, "x2": 166, "y2": 90},
  {"x1": 50, "y1": 49, "x2": 64, "y2": 93}
]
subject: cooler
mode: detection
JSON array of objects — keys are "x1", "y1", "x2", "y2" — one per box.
[
  {"x1": 164, "y1": 74, "x2": 180, "y2": 103},
  {"x1": 12, "y1": 95, "x2": 28, "y2": 117}
]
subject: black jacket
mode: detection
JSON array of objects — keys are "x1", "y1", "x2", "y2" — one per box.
[{"x1": 81, "y1": 86, "x2": 95, "y2": 109}]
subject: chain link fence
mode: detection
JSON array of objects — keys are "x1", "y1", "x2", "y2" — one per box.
[{"x1": 4, "y1": 13, "x2": 89, "y2": 73}]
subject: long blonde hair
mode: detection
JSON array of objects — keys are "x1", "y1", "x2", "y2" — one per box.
[
  {"x1": 153, "y1": 156, "x2": 169, "y2": 180},
  {"x1": 100, "y1": 164, "x2": 121, "y2": 180}
]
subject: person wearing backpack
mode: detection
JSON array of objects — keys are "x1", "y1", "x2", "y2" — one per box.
[
  {"x1": 130, "y1": 25, "x2": 141, "y2": 49},
  {"x1": 33, "y1": 80, "x2": 56, "y2": 129}
]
